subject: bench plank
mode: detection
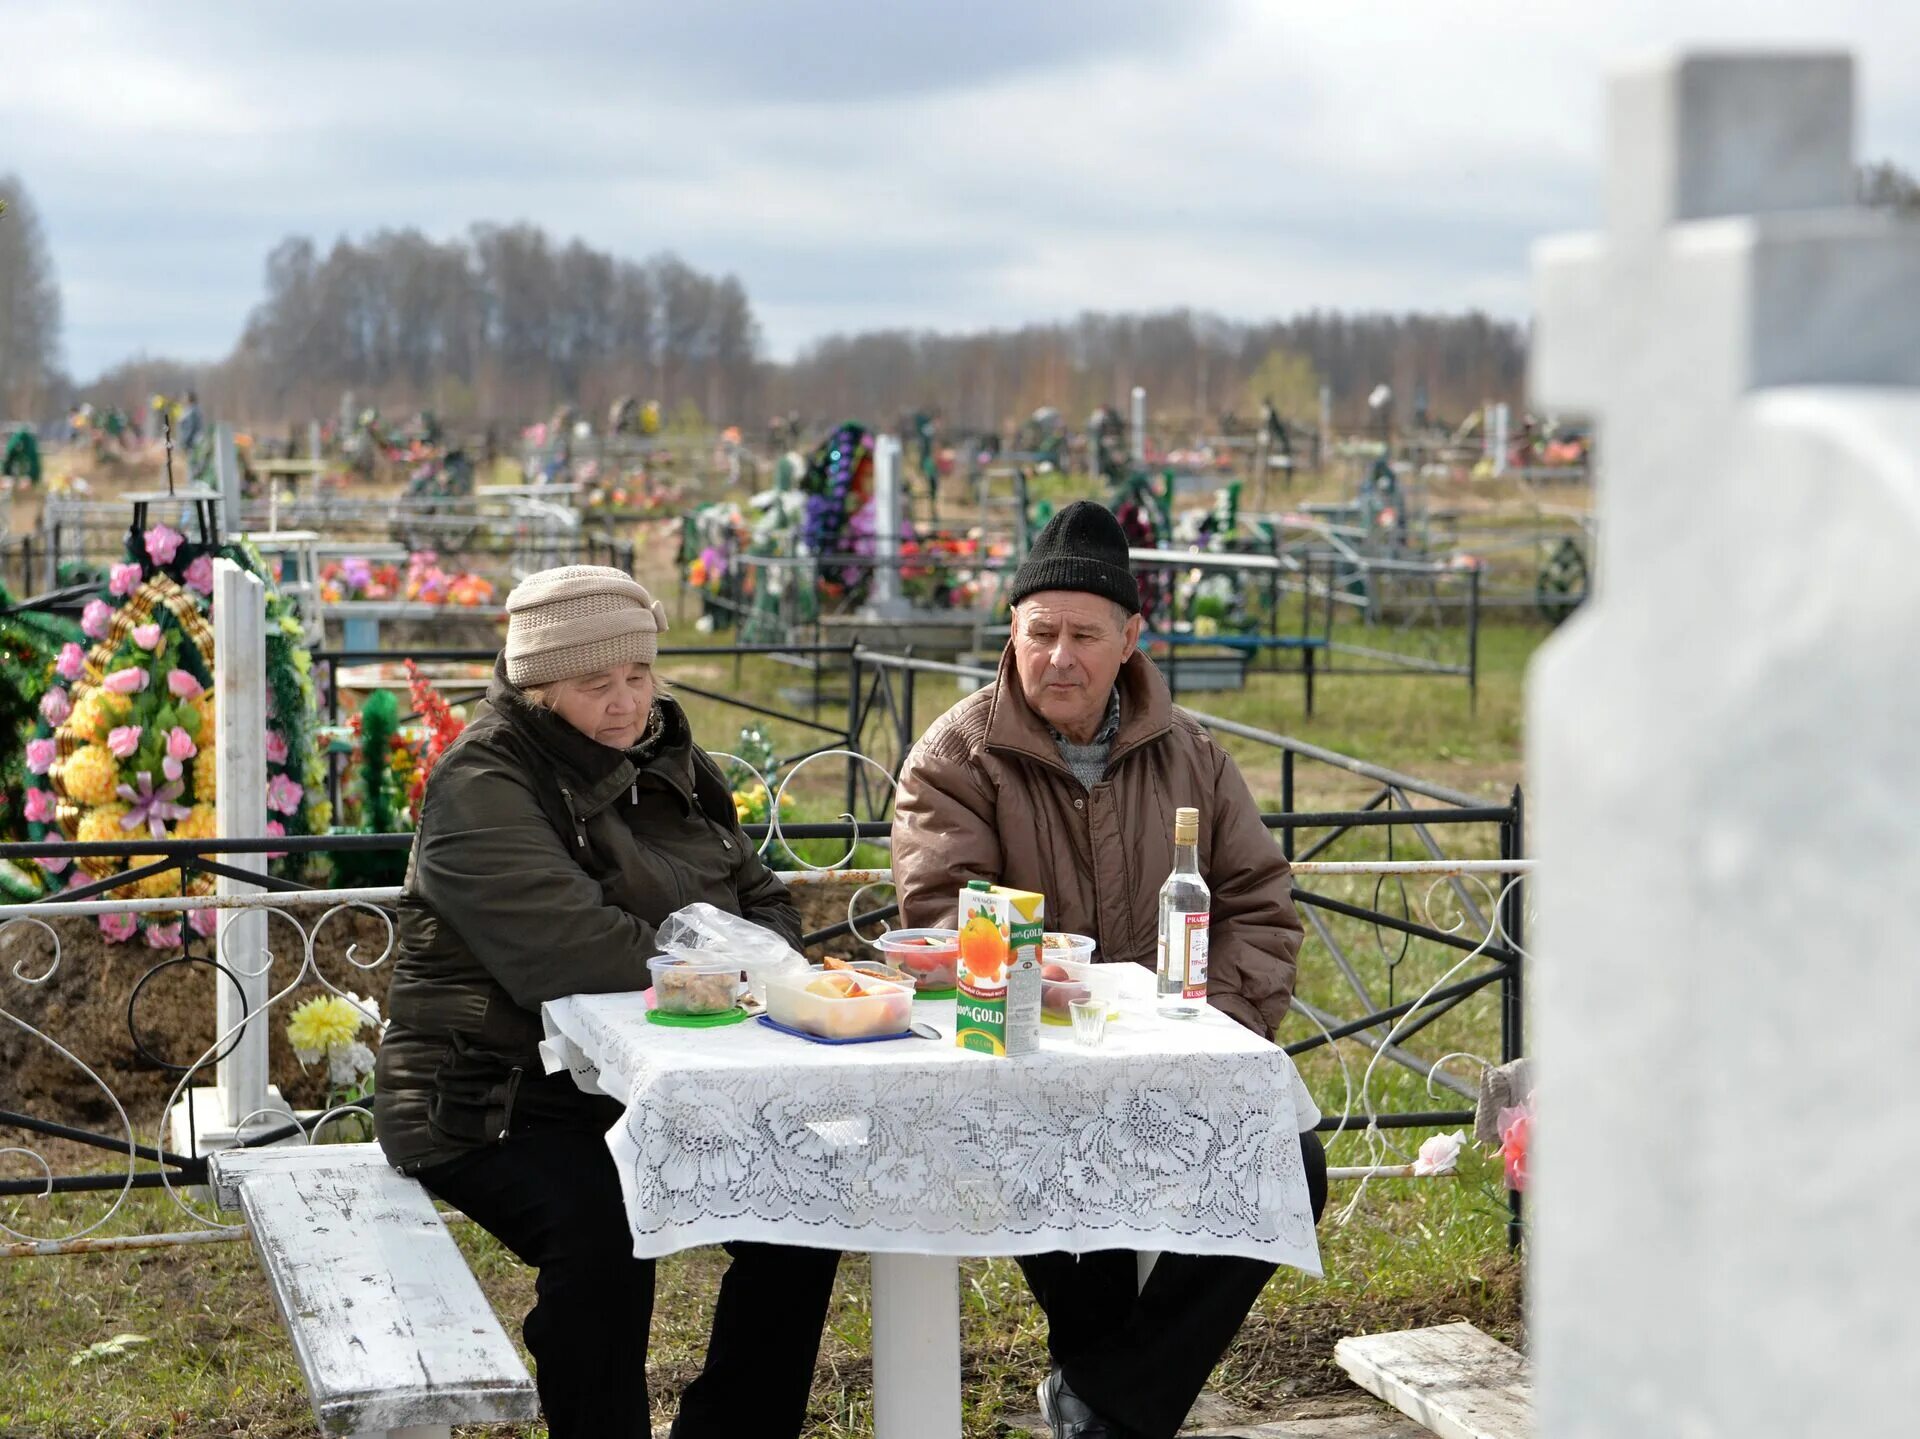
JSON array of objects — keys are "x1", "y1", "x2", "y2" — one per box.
[
  {"x1": 215, "y1": 1145, "x2": 537, "y2": 1436},
  {"x1": 1333, "y1": 1323, "x2": 1530, "y2": 1439}
]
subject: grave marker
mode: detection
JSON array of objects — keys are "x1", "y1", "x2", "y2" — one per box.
[{"x1": 1529, "y1": 50, "x2": 1920, "y2": 1435}]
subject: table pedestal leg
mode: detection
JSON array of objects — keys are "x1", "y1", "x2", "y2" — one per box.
[{"x1": 871, "y1": 1252, "x2": 961, "y2": 1439}]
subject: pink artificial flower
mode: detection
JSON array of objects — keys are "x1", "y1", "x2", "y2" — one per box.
[
  {"x1": 36, "y1": 855, "x2": 71, "y2": 875},
  {"x1": 266, "y1": 773, "x2": 304, "y2": 816},
  {"x1": 25, "y1": 738, "x2": 57, "y2": 774},
  {"x1": 265, "y1": 818, "x2": 287, "y2": 859},
  {"x1": 166, "y1": 668, "x2": 203, "y2": 700},
  {"x1": 107, "y1": 724, "x2": 142, "y2": 758},
  {"x1": 81, "y1": 599, "x2": 113, "y2": 639},
  {"x1": 39, "y1": 686, "x2": 71, "y2": 725},
  {"x1": 163, "y1": 755, "x2": 183, "y2": 782},
  {"x1": 102, "y1": 666, "x2": 150, "y2": 696},
  {"x1": 264, "y1": 729, "x2": 289, "y2": 764},
  {"x1": 109, "y1": 561, "x2": 143, "y2": 597},
  {"x1": 188, "y1": 906, "x2": 220, "y2": 939},
  {"x1": 185, "y1": 554, "x2": 215, "y2": 596},
  {"x1": 143, "y1": 524, "x2": 184, "y2": 566},
  {"x1": 1497, "y1": 1099, "x2": 1533, "y2": 1194},
  {"x1": 1412, "y1": 1130, "x2": 1465, "y2": 1177},
  {"x1": 166, "y1": 725, "x2": 197, "y2": 761},
  {"x1": 98, "y1": 912, "x2": 137, "y2": 944},
  {"x1": 143, "y1": 921, "x2": 183, "y2": 950},
  {"x1": 132, "y1": 623, "x2": 162, "y2": 651},
  {"x1": 55, "y1": 642, "x2": 85, "y2": 682},
  {"x1": 23, "y1": 788, "x2": 54, "y2": 824}
]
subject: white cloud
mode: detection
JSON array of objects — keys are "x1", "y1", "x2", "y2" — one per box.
[{"x1": 5, "y1": 0, "x2": 1920, "y2": 377}]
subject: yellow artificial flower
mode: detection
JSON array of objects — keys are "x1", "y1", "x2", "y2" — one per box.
[
  {"x1": 123, "y1": 858, "x2": 182, "y2": 900},
  {"x1": 307, "y1": 799, "x2": 332, "y2": 832},
  {"x1": 76, "y1": 804, "x2": 131, "y2": 845},
  {"x1": 193, "y1": 753, "x2": 217, "y2": 802},
  {"x1": 286, "y1": 995, "x2": 366, "y2": 1058},
  {"x1": 69, "y1": 691, "x2": 129, "y2": 745},
  {"x1": 175, "y1": 803, "x2": 217, "y2": 840},
  {"x1": 62, "y1": 745, "x2": 122, "y2": 807}
]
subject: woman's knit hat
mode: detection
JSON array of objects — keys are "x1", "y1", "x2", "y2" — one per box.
[
  {"x1": 504, "y1": 565, "x2": 669, "y2": 687},
  {"x1": 1007, "y1": 499, "x2": 1141, "y2": 614}
]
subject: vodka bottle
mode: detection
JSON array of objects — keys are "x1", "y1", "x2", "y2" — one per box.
[{"x1": 1156, "y1": 806, "x2": 1209, "y2": 1018}]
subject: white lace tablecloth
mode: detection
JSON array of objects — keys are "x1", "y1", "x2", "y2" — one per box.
[{"x1": 541, "y1": 967, "x2": 1321, "y2": 1274}]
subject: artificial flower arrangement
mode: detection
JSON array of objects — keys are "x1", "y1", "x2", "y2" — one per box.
[
  {"x1": 285, "y1": 990, "x2": 381, "y2": 1137},
  {"x1": 318, "y1": 551, "x2": 495, "y2": 607},
  {"x1": 12, "y1": 519, "x2": 329, "y2": 940}
]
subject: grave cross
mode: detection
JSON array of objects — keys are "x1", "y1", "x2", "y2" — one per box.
[
  {"x1": 1532, "y1": 53, "x2": 1920, "y2": 591},
  {"x1": 1529, "y1": 50, "x2": 1920, "y2": 1439}
]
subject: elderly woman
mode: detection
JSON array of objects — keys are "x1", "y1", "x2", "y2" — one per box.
[{"x1": 374, "y1": 565, "x2": 839, "y2": 1439}]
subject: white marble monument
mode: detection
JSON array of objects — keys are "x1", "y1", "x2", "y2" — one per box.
[{"x1": 1530, "y1": 51, "x2": 1920, "y2": 1436}]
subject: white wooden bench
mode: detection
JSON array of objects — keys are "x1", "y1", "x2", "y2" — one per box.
[{"x1": 209, "y1": 1143, "x2": 538, "y2": 1439}]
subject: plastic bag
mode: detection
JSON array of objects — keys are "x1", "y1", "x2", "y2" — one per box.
[{"x1": 655, "y1": 902, "x2": 808, "y2": 1002}]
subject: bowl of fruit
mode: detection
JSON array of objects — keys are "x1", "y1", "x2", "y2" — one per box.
[
  {"x1": 764, "y1": 966, "x2": 916, "y2": 1040},
  {"x1": 870, "y1": 928, "x2": 961, "y2": 994}
]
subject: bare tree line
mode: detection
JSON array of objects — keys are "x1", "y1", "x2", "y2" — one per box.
[
  {"x1": 767, "y1": 309, "x2": 1530, "y2": 435},
  {"x1": 17, "y1": 156, "x2": 1916, "y2": 438},
  {"x1": 0, "y1": 175, "x2": 63, "y2": 421}
]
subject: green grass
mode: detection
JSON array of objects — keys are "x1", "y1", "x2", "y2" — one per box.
[{"x1": 2, "y1": 610, "x2": 1550, "y2": 1436}]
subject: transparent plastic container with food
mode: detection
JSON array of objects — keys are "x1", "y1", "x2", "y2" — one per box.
[
  {"x1": 646, "y1": 954, "x2": 744, "y2": 1016},
  {"x1": 1040, "y1": 934, "x2": 1120, "y2": 1021},
  {"x1": 870, "y1": 927, "x2": 961, "y2": 993},
  {"x1": 763, "y1": 967, "x2": 916, "y2": 1040}
]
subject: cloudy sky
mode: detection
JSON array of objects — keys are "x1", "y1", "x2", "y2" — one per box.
[{"x1": 6, "y1": 0, "x2": 1920, "y2": 378}]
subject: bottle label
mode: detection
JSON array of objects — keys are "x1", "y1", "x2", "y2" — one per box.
[{"x1": 1182, "y1": 915, "x2": 1209, "y2": 999}]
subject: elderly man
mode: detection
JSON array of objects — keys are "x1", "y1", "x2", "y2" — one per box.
[{"x1": 892, "y1": 501, "x2": 1327, "y2": 1439}]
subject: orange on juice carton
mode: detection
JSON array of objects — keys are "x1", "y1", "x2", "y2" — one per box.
[{"x1": 955, "y1": 882, "x2": 1043, "y2": 1056}]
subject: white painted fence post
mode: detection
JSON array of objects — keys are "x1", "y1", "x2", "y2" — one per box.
[
  {"x1": 215, "y1": 423, "x2": 242, "y2": 532},
  {"x1": 213, "y1": 559, "x2": 273, "y2": 1129},
  {"x1": 870, "y1": 435, "x2": 906, "y2": 617},
  {"x1": 1130, "y1": 386, "x2": 1147, "y2": 464}
]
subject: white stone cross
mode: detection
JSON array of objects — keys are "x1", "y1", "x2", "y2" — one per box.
[
  {"x1": 1533, "y1": 52, "x2": 1920, "y2": 589},
  {"x1": 1529, "y1": 51, "x2": 1920, "y2": 1438}
]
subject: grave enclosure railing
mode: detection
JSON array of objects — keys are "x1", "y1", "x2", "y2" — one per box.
[{"x1": 3, "y1": 645, "x2": 1526, "y2": 1252}]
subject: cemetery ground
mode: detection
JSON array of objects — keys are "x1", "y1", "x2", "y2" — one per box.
[{"x1": 5, "y1": 451, "x2": 1542, "y2": 1435}]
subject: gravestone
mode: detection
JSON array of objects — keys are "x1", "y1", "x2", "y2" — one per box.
[{"x1": 1529, "y1": 52, "x2": 1920, "y2": 1435}]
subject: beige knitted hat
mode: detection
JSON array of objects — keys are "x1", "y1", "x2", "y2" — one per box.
[{"x1": 503, "y1": 565, "x2": 670, "y2": 687}]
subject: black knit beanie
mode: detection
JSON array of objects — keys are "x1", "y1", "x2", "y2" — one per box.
[{"x1": 1007, "y1": 500, "x2": 1141, "y2": 614}]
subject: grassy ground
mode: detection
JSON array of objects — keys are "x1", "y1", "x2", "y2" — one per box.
[{"x1": 3, "y1": 455, "x2": 1552, "y2": 1436}]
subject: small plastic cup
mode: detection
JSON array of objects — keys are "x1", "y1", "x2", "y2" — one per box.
[{"x1": 1070, "y1": 996, "x2": 1107, "y2": 1047}]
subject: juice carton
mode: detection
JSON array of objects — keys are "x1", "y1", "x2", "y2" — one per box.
[{"x1": 955, "y1": 882, "x2": 1043, "y2": 1056}]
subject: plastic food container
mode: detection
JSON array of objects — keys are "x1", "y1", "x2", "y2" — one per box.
[
  {"x1": 847, "y1": 959, "x2": 915, "y2": 988},
  {"x1": 1052, "y1": 952, "x2": 1121, "y2": 1022},
  {"x1": 871, "y1": 928, "x2": 960, "y2": 993},
  {"x1": 647, "y1": 955, "x2": 744, "y2": 1016},
  {"x1": 1041, "y1": 932, "x2": 1097, "y2": 964},
  {"x1": 764, "y1": 967, "x2": 915, "y2": 1040}
]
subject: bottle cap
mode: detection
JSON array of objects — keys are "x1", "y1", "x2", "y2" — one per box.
[{"x1": 1173, "y1": 806, "x2": 1198, "y2": 843}]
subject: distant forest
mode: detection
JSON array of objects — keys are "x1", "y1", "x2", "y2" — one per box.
[
  {"x1": 10, "y1": 161, "x2": 1919, "y2": 439},
  {"x1": 82, "y1": 228, "x2": 1531, "y2": 436}
]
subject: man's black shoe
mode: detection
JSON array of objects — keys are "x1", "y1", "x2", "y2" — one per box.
[{"x1": 1037, "y1": 1367, "x2": 1123, "y2": 1439}]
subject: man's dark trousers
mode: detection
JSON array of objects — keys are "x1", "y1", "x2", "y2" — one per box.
[{"x1": 1017, "y1": 1129, "x2": 1329, "y2": 1439}]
